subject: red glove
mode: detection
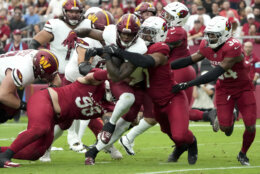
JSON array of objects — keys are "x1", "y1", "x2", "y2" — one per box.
[{"x1": 62, "y1": 31, "x2": 78, "y2": 49}]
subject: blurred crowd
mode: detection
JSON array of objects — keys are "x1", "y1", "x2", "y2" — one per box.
[{"x1": 0, "y1": 0, "x2": 260, "y2": 53}]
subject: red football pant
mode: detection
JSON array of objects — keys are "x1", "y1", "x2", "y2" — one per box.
[
  {"x1": 8, "y1": 90, "x2": 55, "y2": 160},
  {"x1": 154, "y1": 91, "x2": 194, "y2": 147}
]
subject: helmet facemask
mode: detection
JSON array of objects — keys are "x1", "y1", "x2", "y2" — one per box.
[{"x1": 140, "y1": 26, "x2": 157, "y2": 46}]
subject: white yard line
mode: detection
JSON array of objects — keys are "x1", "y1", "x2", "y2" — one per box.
[{"x1": 136, "y1": 166, "x2": 260, "y2": 174}]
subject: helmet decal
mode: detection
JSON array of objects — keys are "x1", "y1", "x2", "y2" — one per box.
[
  {"x1": 177, "y1": 10, "x2": 188, "y2": 18},
  {"x1": 88, "y1": 13, "x2": 98, "y2": 23},
  {"x1": 40, "y1": 56, "x2": 51, "y2": 69},
  {"x1": 225, "y1": 20, "x2": 232, "y2": 31}
]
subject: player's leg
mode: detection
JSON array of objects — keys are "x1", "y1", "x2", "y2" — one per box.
[
  {"x1": 166, "y1": 92, "x2": 197, "y2": 165},
  {"x1": 0, "y1": 90, "x2": 55, "y2": 168},
  {"x1": 100, "y1": 81, "x2": 135, "y2": 144},
  {"x1": 236, "y1": 90, "x2": 256, "y2": 166},
  {"x1": 120, "y1": 93, "x2": 155, "y2": 155}
]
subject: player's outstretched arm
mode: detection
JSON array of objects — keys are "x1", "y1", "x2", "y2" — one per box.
[
  {"x1": 170, "y1": 50, "x2": 204, "y2": 69},
  {"x1": 75, "y1": 28, "x2": 104, "y2": 42},
  {"x1": 29, "y1": 30, "x2": 54, "y2": 49},
  {"x1": 78, "y1": 69, "x2": 108, "y2": 85}
]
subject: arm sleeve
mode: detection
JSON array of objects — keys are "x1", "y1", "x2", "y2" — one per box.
[
  {"x1": 187, "y1": 65, "x2": 225, "y2": 87},
  {"x1": 170, "y1": 56, "x2": 194, "y2": 69}
]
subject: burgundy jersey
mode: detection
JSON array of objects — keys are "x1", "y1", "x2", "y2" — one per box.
[
  {"x1": 199, "y1": 37, "x2": 253, "y2": 94},
  {"x1": 146, "y1": 42, "x2": 176, "y2": 106},
  {"x1": 53, "y1": 80, "x2": 105, "y2": 122},
  {"x1": 168, "y1": 26, "x2": 190, "y2": 61}
]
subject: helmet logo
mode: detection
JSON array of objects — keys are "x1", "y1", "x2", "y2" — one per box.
[
  {"x1": 40, "y1": 56, "x2": 51, "y2": 69},
  {"x1": 88, "y1": 14, "x2": 98, "y2": 23},
  {"x1": 177, "y1": 10, "x2": 188, "y2": 18},
  {"x1": 225, "y1": 20, "x2": 231, "y2": 31}
]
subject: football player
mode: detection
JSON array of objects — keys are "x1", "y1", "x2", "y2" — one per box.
[
  {"x1": 171, "y1": 16, "x2": 256, "y2": 166},
  {"x1": 0, "y1": 49, "x2": 60, "y2": 124},
  {"x1": 84, "y1": 16, "x2": 198, "y2": 165},
  {"x1": 134, "y1": 2, "x2": 156, "y2": 23},
  {"x1": 63, "y1": 13, "x2": 147, "y2": 146},
  {"x1": 0, "y1": 68, "x2": 109, "y2": 168}
]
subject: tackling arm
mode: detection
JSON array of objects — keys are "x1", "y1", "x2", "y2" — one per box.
[
  {"x1": 29, "y1": 30, "x2": 54, "y2": 49},
  {"x1": 106, "y1": 56, "x2": 136, "y2": 82},
  {"x1": 75, "y1": 28, "x2": 104, "y2": 42}
]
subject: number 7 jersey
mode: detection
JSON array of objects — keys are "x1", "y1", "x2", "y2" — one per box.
[{"x1": 199, "y1": 37, "x2": 253, "y2": 94}]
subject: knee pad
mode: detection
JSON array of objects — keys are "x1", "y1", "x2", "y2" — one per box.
[{"x1": 119, "y1": 93, "x2": 135, "y2": 107}]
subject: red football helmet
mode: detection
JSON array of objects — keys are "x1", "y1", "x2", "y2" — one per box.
[
  {"x1": 134, "y1": 2, "x2": 156, "y2": 22},
  {"x1": 62, "y1": 0, "x2": 84, "y2": 26},
  {"x1": 33, "y1": 49, "x2": 59, "y2": 82},
  {"x1": 87, "y1": 10, "x2": 115, "y2": 31},
  {"x1": 116, "y1": 13, "x2": 141, "y2": 48}
]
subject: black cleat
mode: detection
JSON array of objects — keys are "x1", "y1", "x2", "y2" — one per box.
[
  {"x1": 100, "y1": 122, "x2": 116, "y2": 144},
  {"x1": 188, "y1": 136, "x2": 198, "y2": 165},
  {"x1": 168, "y1": 145, "x2": 188, "y2": 162},
  {"x1": 237, "y1": 151, "x2": 250, "y2": 166},
  {"x1": 208, "y1": 109, "x2": 219, "y2": 132}
]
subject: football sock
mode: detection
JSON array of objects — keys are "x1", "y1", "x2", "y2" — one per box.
[
  {"x1": 241, "y1": 129, "x2": 256, "y2": 154},
  {"x1": 126, "y1": 118, "x2": 153, "y2": 143},
  {"x1": 88, "y1": 118, "x2": 103, "y2": 138},
  {"x1": 109, "y1": 93, "x2": 135, "y2": 125},
  {"x1": 78, "y1": 120, "x2": 90, "y2": 141},
  {"x1": 96, "y1": 118, "x2": 131, "y2": 151},
  {"x1": 189, "y1": 109, "x2": 203, "y2": 121}
]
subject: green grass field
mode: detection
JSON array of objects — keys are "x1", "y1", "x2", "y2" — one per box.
[{"x1": 1, "y1": 117, "x2": 260, "y2": 174}]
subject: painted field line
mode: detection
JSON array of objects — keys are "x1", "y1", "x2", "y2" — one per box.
[{"x1": 136, "y1": 165, "x2": 260, "y2": 174}]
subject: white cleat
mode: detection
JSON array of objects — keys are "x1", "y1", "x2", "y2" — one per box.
[
  {"x1": 39, "y1": 149, "x2": 51, "y2": 162},
  {"x1": 103, "y1": 145, "x2": 123, "y2": 160},
  {"x1": 70, "y1": 142, "x2": 87, "y2": 153},
  {"x1": 119, "y1": 135, "x2": 135, "y2": 155}
]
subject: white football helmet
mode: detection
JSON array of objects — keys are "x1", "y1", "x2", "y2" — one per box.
[
  {"x1": 204, "y1": 16, "x2": 232, "y2": 49},
  {"x1": 140, "y1": 16, "x2": 168, "y2": 46},
  {"x1": 162, "y1": 2, "x2": 189, "y2": 27}
]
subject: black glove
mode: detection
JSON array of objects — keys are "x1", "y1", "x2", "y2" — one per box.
[
  {"x1": 0, "y1": 109, "x2": 9, "y2": 123},
  {"x1": 103, "y1": 44, "x2": 121, "y2": 56},
  {"x1": 19, "y1": 101, "x2": 27, "y2": 111},
  {"x1": 172, "y1": 82, "x2": 189, "y2": 93},
  {"x1": 79, "y1": 61, "x2": 93, "y2": 76},
  {"x1": 84, "y1": 48, "x2": 103, "y2": 61}
]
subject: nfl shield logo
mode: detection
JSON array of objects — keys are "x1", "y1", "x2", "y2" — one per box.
[{"x1": 214, "y1": 53, "x2": 217, "y2": 58}]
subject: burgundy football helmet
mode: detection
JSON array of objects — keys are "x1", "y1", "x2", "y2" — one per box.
[
  {"x1": 62, "y1": 0, "x2": 84, "y2": 26},
  {"x1": 87, "y1": 10, "x2": 115, "y2": 31},
  {"x1": 116, "y1": 13, "x2": 141, "y2": 48},
  {"x1": 33, "y1": 49, "x2": 59, "y2": 82},
  {"x1": 134, "y1": 2, "x2": 156, "y2": 22}
]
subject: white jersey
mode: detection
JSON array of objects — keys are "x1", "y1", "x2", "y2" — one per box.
[
  {"x1": 44, "y1": 18, "x2": 92, "y2": 74},
  {"x1": 102, "y1": 25, "x2": 148, "y2": 85},
  {"x1": 84, "y1": 7, "x2": 102, "y2": 18},
  {"x1": 65, "y1": 37, "x2": 103, "y2": 82},
  {"x1": 0, "y1": 49, "x2": 38, "y2": 87}
]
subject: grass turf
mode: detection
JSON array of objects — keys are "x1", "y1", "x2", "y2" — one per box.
[{"x1": 0, "y1": 117, "x2": 260, "y2": 174}]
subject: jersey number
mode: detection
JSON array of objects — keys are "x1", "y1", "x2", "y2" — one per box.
[
  {"x1": 227, "y1": 39, "x2": 239, "y2": 47},
  {"x1": 219, "y1": 69, "x2": 238, "y2": 80},
  {"x1": 75, "y1": 96, "x2": 102, "y2": 117}
]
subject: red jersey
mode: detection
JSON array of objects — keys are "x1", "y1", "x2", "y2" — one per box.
[
  {"x1": 53, "y1": 80, "x2": 106, "y2": 122},
  {"x1": 199, "y1": 37, "x2": 253, "y2": 94},
  {"x1": 167, "y1": 26, "x2": 190, "y2": 61},
  {"x1": 146, "y1": 42, "x2": 176, "y2": 106},
  {"x1": 0, "y1": 25, "x2": 11, "y2": 38},
  {"x1": 244, "y1": 53, "x2": 260, "y2": 81}
]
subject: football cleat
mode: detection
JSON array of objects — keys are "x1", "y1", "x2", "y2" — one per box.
[
  {"x1": 208, "y1": 109, "x2": 219, "y2": 132},
  {"x1": 237, "y1": 151, "x2": 250, "y2": 166},
  {"x1": 119, "y1": 135, "x2": 135, "y2": 155},
  {"x1": 188, "y1": 136, "x2": 198, "y2": 165},
  {"x1": 168, "y1": 145, "x2": 188, "y2": 162},
  {"x1": 100, "y1": 122, "x2": 116, "y2": 144},
  {"x1": 0, "y1": 159, "x2": 20, "y2": 168},
  {"x1": 103, "y1": 145, "x2": 123, "y2": 160},
  {"x1": 70, "y1": 142, "x2": 87, "y2": 153},
  {"x1": 39, "y1": 149, "x2": 51, "y2": 162},
  {"x1": 85, "y1": 157, "x2": 95, "y2": 165}
]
